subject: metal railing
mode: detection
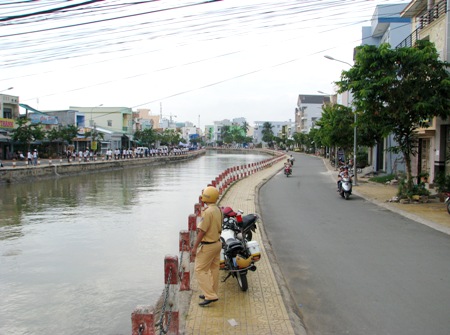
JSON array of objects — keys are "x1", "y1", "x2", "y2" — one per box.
[{"x1": 396, "y1": 0, "x2": 447, "y2": 48}]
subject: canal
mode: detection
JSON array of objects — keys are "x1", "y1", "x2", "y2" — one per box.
[{"x1": 0, "y1": 151, "x2": 269, "y2": 335}]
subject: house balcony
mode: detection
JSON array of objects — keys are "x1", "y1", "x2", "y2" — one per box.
[{"x1": 397, "y1": 0, "x2": 447, "y2": 48}]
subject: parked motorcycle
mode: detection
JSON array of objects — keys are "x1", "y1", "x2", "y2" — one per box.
[
  {"x1": 221, "y1": 207, "x2": 258, "y2": 241},
  {"x1": 220, "y1": 208, "x2": 261, "y2": 291},
  {"x1": 284, "y1": 165, "x2": 292, "y2": 177},
  {"x1": 445, "y1": 192, "x2": 450, "y2": 214},
  {"x1": 338, "y1": 175, "x2": 353, "y2": 200}
]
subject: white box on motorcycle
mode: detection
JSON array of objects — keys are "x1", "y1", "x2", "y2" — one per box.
[
  {"x1": 247, "y1": 241, "x2": 261, "y2": 261},
  {"x1": 220, "y1": 249, "x2": 225, "y2": 269}
]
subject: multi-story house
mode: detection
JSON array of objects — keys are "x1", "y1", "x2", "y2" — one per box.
[
  {"x1": 206, "y1": 118, "x2": 249, "y2": 144},
  {"x1": 253, "y1": 120, "x2": 295, "y2": 146},
  {"x1": 69, "y1": 106, "x2": 134, "y2": 152},
  {"x1": 398, "y1": 0, "x2": 449, "y2": 182},
  {"x1": 0, "y1": 93, "x2": 19, "y2": 159},
  {"x1": 180, "y1": 121, "x2": 200, "y2": 143},
  {"x1": 295, "y1": 94, "x2": 331, "y2": 134},
  {"x1": 361, "y1": 4, "x2": 412, "y2": 175},
  {"x1": 135, "y1": 108, "x2": 160, "y2": 130}
]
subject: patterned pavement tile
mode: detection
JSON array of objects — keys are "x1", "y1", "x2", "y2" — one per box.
[{"x1": 184, "y1": 159, "x2": 298, "y2": 335}]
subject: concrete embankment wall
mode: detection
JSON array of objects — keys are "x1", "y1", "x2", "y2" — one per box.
[{"x1": 0, "y1": 150, "x2": 206, "y2": 185}]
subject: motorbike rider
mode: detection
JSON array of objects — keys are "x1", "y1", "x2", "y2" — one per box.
[
  {"x1": 285, "y1": 160, "x2": 292, "y2": 173},
  {"x1": 192, "y1": 186, "x2": 223, "y2": 307},
  {"x1": 337, "y1": 166, "x2": 348, "y2": 190},
  {"x1": 337, "y1": 166, "x2": 352, "y2": 191},
  {"x1": 289, "y1": 154, "x2": 295, "y2": 166}
]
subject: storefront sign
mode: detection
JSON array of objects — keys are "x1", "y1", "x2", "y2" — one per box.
[{"x1": 0, "y1": 118, "x2": 14, "y2": 129}]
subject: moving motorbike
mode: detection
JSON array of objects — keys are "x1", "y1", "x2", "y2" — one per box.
[
  {"x1": 338, "y1": 175, "x2": 352, "y2": 200},
  {"x1": 284, "y1": 164, "x2": 292, "y2": 177},
  {"x1": 220, "y1": 208, "x2": 261, "y2": 291}
]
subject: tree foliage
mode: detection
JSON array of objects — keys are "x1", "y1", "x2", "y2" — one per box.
[
  {"x1": 159, "y1": 128, "x2": 182, "y2": 145},
  {"x1": 219, "y1": 124, "x2": 248, "y2": 145},
  {"x1": 336, "y1": 40, "x2": 450, "y2": 189},
  {"x1": 261, "y1": 122, "x2": 274, "y2": 147},
  {"x1": 60, "y1": 125, "x2": 79, "y2": 144},
  {"x1": 11, "y1": 118, "x2": 45, "y2": 149},
  {"x1": 315, "y1": 103, "x2": 354, "y2": 151},
  {"x1": 134, "y1": 128, "x2": 157, "y2": 147}
]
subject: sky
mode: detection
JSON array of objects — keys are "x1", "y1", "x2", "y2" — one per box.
[{"x1": 0, "y1": 0, "x2": 408, "y2": 128}]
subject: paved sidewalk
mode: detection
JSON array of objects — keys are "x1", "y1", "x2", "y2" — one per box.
[
  {"x1": 182, "y1": 155, "x2": 449, "y2": 335},
  {"x1": 184, "y1": 159, "x2": 305, "y2": 335}
]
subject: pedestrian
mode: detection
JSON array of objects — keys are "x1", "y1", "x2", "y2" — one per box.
[
  {"x1": 33, "y1": 149, "x2": 38, "y2": 166},
  {"x1": 192, "y1": 186, "x2": 222, "y2": 307}
]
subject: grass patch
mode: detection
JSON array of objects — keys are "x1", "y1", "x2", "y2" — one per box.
[{"x1": 369, "y1": 174, "x2": 396, "y2": 184}]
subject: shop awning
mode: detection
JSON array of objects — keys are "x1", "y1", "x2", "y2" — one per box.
[{"x1": 0, "y1": 133, "x2": 11, "y2": 142}]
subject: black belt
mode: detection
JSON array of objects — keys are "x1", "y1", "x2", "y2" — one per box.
[{"x1": 201, "y1": 240, "x2": 219, "y2": 245}]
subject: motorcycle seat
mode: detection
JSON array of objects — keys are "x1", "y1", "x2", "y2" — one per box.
[{"x1": 236, "y1": 214, "x2": 257, "y2": 229}]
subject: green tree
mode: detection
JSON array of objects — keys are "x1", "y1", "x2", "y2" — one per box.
[
  {"x1": 292, "y1": 132, "x2": 308, "y2": 151},
  {"x1": 46, "y1": 128, "x2": 62, "y2": 157},
  {"x1": 230, "y1": 126, "x2": 245, "y2": 145},
  {"x1": 220, "y1": 125, "x2": 233, "y2": 144},
  {"x1": 159, "y1": 128, "x2": 181, "y2": 146},
  {"x1": 337, "y1": 40, "x2": 450, "y2": 191},
  {"x1": 46, "y1": 128, "x2": 61, "y2": 142},
  {"x1": 134, "y1": 128, "x2": 157, "y2": 147},
  {"x1": 308, "y1": 128, "x2": 321, "y2": 152},
  {"x1": 315, "y1": 103, "x2": 354, "y2": 151},
  {"x1": 60, "y1": 125, "x2": 79, "y2": 144},
  {"x1": 12, "y1": 118, "x2": 45, "y2": 150},
  {"x1": 261, "y1": 122, "x2": 274, "y2": 147},
  {"x1": 241, "y1": 121, "x2": 249, "y2": 134}
]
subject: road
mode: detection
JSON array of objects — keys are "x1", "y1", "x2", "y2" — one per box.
[{"x1": 259, "y1": 153, "x2": 450, "y2": 335}]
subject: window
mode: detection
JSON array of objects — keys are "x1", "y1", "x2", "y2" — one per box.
[
  {"x1": 3, "y1": 107, "x2": 12, "y2": 119},
  {"x1": 108, "y1": 120, "x2": 112, "y2": 127}
]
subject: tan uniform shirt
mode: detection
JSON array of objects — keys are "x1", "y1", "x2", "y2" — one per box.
[{"x1": 198, "y1": 203, "x2": 222, "y2": 243}]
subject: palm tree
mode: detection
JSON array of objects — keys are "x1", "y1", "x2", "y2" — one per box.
[{"x1": 261, "y1": 122, "x2": 274, "y2": 148}]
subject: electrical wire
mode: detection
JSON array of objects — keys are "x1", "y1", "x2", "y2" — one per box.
[{"x1": 0, "y1": 0, "x2": 408, "y2": 107}]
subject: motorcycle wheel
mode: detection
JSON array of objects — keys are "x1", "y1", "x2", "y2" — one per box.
[
  {"x1": 245, "y1": 231, "x2": 253, "y2": 241},
  {"x1": 344, "y1": 192, "x2": 350, "y2": 200},
  {"x1": 236, "y1": 272, "x2": 248, "y2": 291}
]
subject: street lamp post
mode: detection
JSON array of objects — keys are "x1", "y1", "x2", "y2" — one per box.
[
  {"x1": 324, "y1": 55, "x2": 358, "y2": 185},
  {"x1": 90, "y1": 104, "x2": 103, "y2": 127},
  {"x1": 0, "y1": 87, "x2": 13, "y2": 93}
]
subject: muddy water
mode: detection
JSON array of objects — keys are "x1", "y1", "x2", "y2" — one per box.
[{"x1": 0, "y1": 151, "x2": 268, "y2": 335}]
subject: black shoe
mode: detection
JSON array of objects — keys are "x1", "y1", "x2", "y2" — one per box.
[
  {"x1": 199, "y1": 295, "x2": 205, "y2": 299},
  {"x1": 198, "y1": 299, "x2": 218, "y2": 307}
]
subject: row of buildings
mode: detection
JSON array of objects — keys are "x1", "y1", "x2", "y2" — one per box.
[
  {"x1": 296, "y1": 0, "x2": 450, "y2": 184},
  {"x1": 361, "y1": 0, "x2": 449, "y2": 182},
  {"x1": 1, "y1": 0, "x2": 449, "y2": 184}
]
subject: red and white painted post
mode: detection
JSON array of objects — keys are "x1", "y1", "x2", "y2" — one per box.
[
  {"x1": 163, "y1": 255, "x2": 179, "y2": 335},
  {"x1": 188, "y1": 213, "x2": 198, "y2": 263},
  {"x1": 131, "y1": 306, "x2": 155, "y2": 335},
  {"x1": 179, "y1": 231, "x2": 190, "y2": 291}
]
